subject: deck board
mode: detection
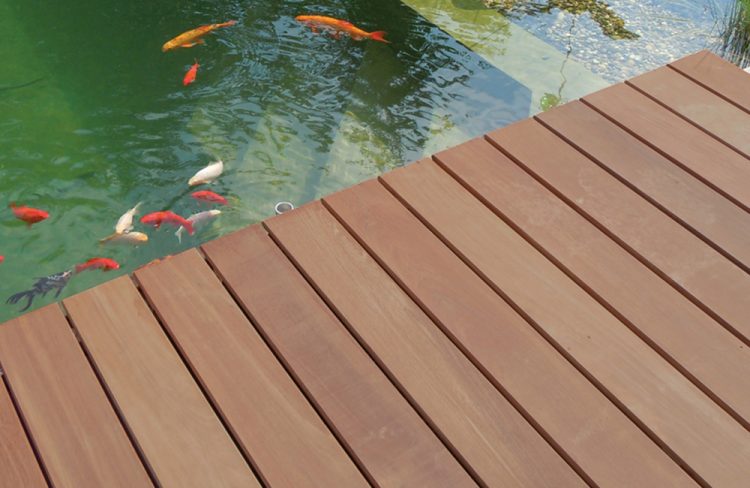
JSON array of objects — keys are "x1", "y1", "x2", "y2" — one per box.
[
  {"x1": 537, "y1": 100, "x2": 750, "y2": 270},
  {"x1": 1, "y1": 50, "x2": 748, "y2": 485},
  {"x1": 63, "y1": 277, "x2": 258, "y2": 488},
  {"x1": 202, "y1": 226, "x2": 476, "y2": 488},
  {"x1": 488, "y1": 119, "x2": 750, "y2": 344},
  {"x1": 265, "y1": 202, "x2": 584, "y2": 487},
  {"x1": 432, "y1": 137, "x2": 750, "y2": 429},
  {"x1": 325, "y1": 179, "x2": 694, "y2": 487},
  {"x1": 583, "y1": 83, "x2": 750, "y2": 211},
  {"x1": 381, "y1": 156, "x2": 750, "y2": 487},
  {"x1": 0, "y1": 379, "x2": 47, "y2": 488},
  {"x1": 0, "y1": 305, "x2": 152, "y2": 488},
  {"x1": 627, "y1": 66, "x2": 750, "y2": 157},
  {"x1": 669, "y1": 50, "x2": 750, "y2": 112},
  {"x1": 133, "y1": 250, "x2": 369, "y2": 488}
]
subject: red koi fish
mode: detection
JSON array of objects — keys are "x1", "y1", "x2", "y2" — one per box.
[
  {"x1": 191, "y1": 190, "x2": 227, "y2": 205},
  {"x1": 295, "y1": 15, "x2": 389, "y2": 43},
  {"x1": 162, "y1": 20, "x2": 237, "y2": 52},
  {"x1": 183, "y1": 59, "x2": 200, "y2": 86},
  {"x1": 140, "y1": 211, "x2": 194, "y2": 235},
  {"x1": 10, "y1": 203, "x2": 49, "y2": 226},
  {"x1": 0, "y1": 255, "x2": 4, "y2": 264},
  {"x1": 75, "y1": 257, "x2": 120, "y2": 273}
]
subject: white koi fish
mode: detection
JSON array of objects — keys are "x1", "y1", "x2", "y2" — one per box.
[
  {"x1": 99, "y1": 231, "x2": 149, "y2": 246},
  {"x1": 115, "y1": 202, "x2": 142, "y2": 234},
  {"x1": 175, "y1": 209, "x2": 221, "y2": 242},
  {"x1": 188, "y1": 160, "x2": 223, "y2": 186}
]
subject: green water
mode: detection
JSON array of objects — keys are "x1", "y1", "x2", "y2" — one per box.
[{"x1": 0, "y1": 0, "x2": 549, "y2": 321}]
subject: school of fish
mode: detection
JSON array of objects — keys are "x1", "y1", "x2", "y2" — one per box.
[{"x1": 3, "y1": 13, "x2": 389, "y2": 312}]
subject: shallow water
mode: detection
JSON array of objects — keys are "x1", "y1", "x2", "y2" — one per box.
[{"x1": 0, "y1": 0, "x2": 731, "y2": 322}]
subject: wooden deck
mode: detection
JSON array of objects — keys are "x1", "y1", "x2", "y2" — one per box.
[{"x1": 1, "y1": 50, "x2": 749, "y2": 487}]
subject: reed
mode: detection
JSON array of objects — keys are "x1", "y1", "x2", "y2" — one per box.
[{"x1": 717, "y1": 0, "x2": 750, "y2": 68}]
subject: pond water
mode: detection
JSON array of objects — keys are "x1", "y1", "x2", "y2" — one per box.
[{"x1": 0, "y1": 0, "x2": 739, "y2": 321}]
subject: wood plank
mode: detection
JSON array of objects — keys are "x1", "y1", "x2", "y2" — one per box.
[
  {"x1": 583, "y1": 83, "x2": 750, "y2": 212},
  {"x1": 537, "y1": 100, "x2": 750, "y2": 271},
  {"x1": 63, "y1": 277, "x2": 258, "y2": 488},
  {"x1": 432, "y1": 138, "x2": 750, "y2": 428},
  {"x1": 487, "y1": 119, "x2": 750, "y2": 344},
  {"x1": 0, "y1": 305, "x2": 152, "y2": 488},
  {"x1": 381, "y1": 155, "x2": 750, "y2": 488},
  {"x1": 582, "y1": 84, "x2": 750, "y2": 211},
  {"x1": 202, "y1": 226, "x2": 476, "y2": 488},
  {"x1": 0, "y1": 379, "x2": 47, "y2": 488},
  {"x1": 627, "y1": 66, "x2": 750, "y2": 157},
  {"x1": 324, "y1": 180, "x2": 694, "y2": 487},
  {"x1": 669, "y1": 50, "x2": 750, "y2": 113},
  {"x1": 265, "y1": 202, "x2": 584, "y2": 488},
  {"x1": 133, "y1": 250, "x2": 369, "y2": 488}
]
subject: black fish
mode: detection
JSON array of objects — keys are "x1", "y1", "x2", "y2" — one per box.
[{"x1": 6, "y1": 269, "x2": 73, "y2": 312}]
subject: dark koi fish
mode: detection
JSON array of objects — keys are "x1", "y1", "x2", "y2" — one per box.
[{"x1": 6, "y1": 270, "x2": 73, "y2": 312}]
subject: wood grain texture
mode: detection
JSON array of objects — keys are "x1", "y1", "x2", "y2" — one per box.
[
  {"x1": 202, "y1": 226, "x2": 476, "y2": 488},
  {"x1": 583, "y1": 83, "x2": 750, "y2": 212},
  {"x1": 265, "y1": 202, "x2": 584, "y2": 488},
  {"x1": 325, "y1": 179, "x2": 693, "y2": 487},
  {"x1": 537, "y1": 100, "x2": 750, "y2": 270},
  {"x1": 433, "y1": 138, "x2": 750, "y2": 429},
  {"x1": 0, "y1": 379, "x2": 47, "y2": 488},
  {"x1": 627, "y1": 66, "x2": 750, "y2": 157},
  {"x1": 134, "y1": 249, "x2": 369, "y2": 488},
  {"x1": 382, "y1": 154, "x2": 750, "y2": 488},
  {"x1": 669, "y1": 51, "x2": 750, "y2": 113},
  {"x1": 0, "y1": 305, "x2": 152, "y2": 488},
  {"x1": 488, "y1": 119, "x2": 750, "y2": 344},
  {"x1": 63, "y1": 277, "x2": 257, "y2": 488}
]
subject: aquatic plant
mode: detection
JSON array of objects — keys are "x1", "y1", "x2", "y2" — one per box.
[
  {"x1": 484, "y1": 0, "x2": 639, "y2": 40},
  {"x1": 717, "y1": 0, "x2": 750, "y2": 68}
]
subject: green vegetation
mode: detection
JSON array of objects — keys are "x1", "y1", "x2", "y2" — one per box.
[
  {"x1": 484, "y1": 0, "x2": 639, "y2": 40},
  {"x1": 718, "y1": 0, "x2": 750, "y2": 68}
]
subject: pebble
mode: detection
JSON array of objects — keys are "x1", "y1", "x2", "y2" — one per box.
[{"x1": 505, "y1": 0, "x2": 728, "y2": 83}]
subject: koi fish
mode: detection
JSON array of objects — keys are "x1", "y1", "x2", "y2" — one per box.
[
  {"x1": 10, "y1": 203, "x2": 49, "y2": 226},
  {"x1": 99, "y1": 231, "x2": 149, "y2": 246},
  {"x1": 175, "y1": 209, "x2": 221, "y2": 242},
  {"x1": 115, "y1": 202, "x2": 142, "y2": 234},
  {"x1": 162, "y1": 20, "x2": 237, "y2": 52},
  {"x1": 188, "y1": 160, "x2": 223, "y2": 186},
  {"x1": 183, "y1": 60, "x2": 200, "y2": 86},
  {"x1": 0, "y1": 255, "x2": 4, "y2": 264},
  {"x1": 295, "y1": 15, "x2": 389, "y2": 43},
  {"x1": 6, "y1": 270, "x2": 73, "y2": 312},
  {"x1": 141, "y1": 211, "x2": 194, "y2": 235},
  {"x1": 191, "y1": 190, "x2": 227, "y2": 205},
  {"x1": 75, "y1": 258, "x2": 120, "y2": 273}
]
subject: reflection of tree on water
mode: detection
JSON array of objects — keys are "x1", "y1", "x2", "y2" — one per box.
[{"x1": 485, "y1": 0, "x2": 639, "y2": 40}]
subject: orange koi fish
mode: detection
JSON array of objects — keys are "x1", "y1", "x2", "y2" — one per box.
[
  {"x1": 140, "y1": 211, "x2": 194, "y2": 235},
  {"x1": 162, "y1": 20, "x2": 237, "y2": 52},
  {"x1": 295, "y1": 15, "x2": 389, "y2": 43},
  {"x1": 10, "y1": 203, "x2": 49, "y2": 226},
  {"x1": 191, "y1": 190, "x2": 227, "y2": 205},
  {"x1": 75, "y1": 257, "x2": 120, "y2": 273},
  {"x1": 0, "y1": 255, "x2": 4, "y2": 264},
  {"x1": 183, "y1": 59, "x2": 200, "y2": 86}
]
